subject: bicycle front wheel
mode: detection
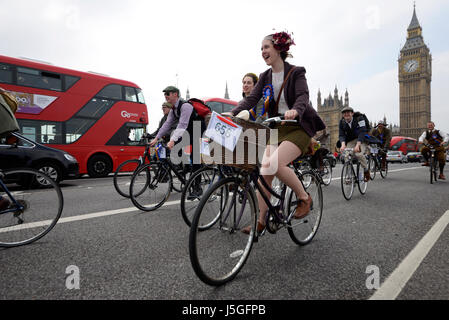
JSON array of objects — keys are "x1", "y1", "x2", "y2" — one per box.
[
  {"x1": 189, "y1": 176, "x2": 257, "y2": 286},
  {"x1": 0, "y1": 168, "x2": 63, "y2": 247},
  {"x1": 180, "y1": 166, "x2": 223, "y2": 228},
  {"x1": 113, "y1": 159, "x2": 142, "y2": 198},
  {"x1": 130, "y1": 163, "x2": 172, "y2": 211},
  {"x1": 357, "y1": 163, "x2": 368, "y2": 195},
  {"x1": 341, "y1": 162, "x2": 355, "y2": 200},
  {"x1": 287, "y1": 170, "x2": 323, "y2": 245}
]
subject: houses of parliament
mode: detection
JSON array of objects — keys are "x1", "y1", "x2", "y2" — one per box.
[{"x1": 317, "y1": 5, "x2": 431, "y2": 149}]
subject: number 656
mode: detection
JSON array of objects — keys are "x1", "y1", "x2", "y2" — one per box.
[{"x1": 215, "y1": 123, "x2": 231, "y2": 137}]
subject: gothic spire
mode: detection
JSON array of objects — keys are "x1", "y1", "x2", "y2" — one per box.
[
  {"x1": 224, "y1": 82, "x2": 230, "y2": 99},
  {"x1": 408, "y1": 3, "x2": 421, "y2": 31}
]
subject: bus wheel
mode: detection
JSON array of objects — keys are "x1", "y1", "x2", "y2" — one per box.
[{"x1": 87, "y1": 154, "x2": 112, "y2": 178}]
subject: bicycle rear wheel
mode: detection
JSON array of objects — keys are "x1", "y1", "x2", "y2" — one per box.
[
  {"x1": 130, "y1": 163, "x2": 171, "y2": 211},
  {"x1": 368, "y1": 156, "x2": 376, "y2": 180},
  {"x1": 180, "y1": 166, "x2": 223, "y2": 228},
  {"x1": 357, "y1": 163, "x2": 368, "y2": 195},
  {"x1": 430, "y1": 157, "x2": 435, "y2": 184},
  {"x1": 0, "y1": 168, "x2": 63, "y2": 247},
  {"x1": 189, "y1": 176, "x2": 257, "y2": 286},
  {"x1": 113, "y1": 159, "x2": 142, "y2": 198},
  {"x1": 287, "y1": 170, "x2": 323, "y2": 245},
  {"x1": 341, "y1": 162, "x2": 355, "y2": 200},
  {"x1": 380, "y1": 159, "x2": 388, "y2": 178},
  {"x1": 321, "y1": 159, "x2": 332, "y2": 186}
]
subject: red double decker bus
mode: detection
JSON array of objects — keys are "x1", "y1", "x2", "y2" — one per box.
[
  {"x1": 0, "y1": 55, "x2": 148, "y2": 178},
  {"x1": 389, "y1": 136, "x2": 418, "y2": 155}
]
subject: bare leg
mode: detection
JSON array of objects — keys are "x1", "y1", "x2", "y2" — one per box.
[{"x1": 257, "y1": 141, "x2": 308, "y2": 225}]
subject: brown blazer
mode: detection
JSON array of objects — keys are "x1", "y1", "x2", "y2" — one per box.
[{"x1": 231, "y1": 62, "x2": 325, "y2": 138}]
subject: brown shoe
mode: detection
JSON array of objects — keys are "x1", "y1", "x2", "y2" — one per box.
[
  {"x1": 364, "y1": 170, "x2": 370, "y2": 182},
  {"x1": 294, "y1": 194, "x2": 312, "y2": 219},
  {"x1": 241, "y1": 221, "x2": 265, "y2": 234},
  {"x1": 422, "y1": 162, "x2": 429, "y2": 167},
  {"x1": 439, "y1": 174, "x2": 446, "y2": 180},
  {"x1": 0, "y1": 197, "x2": 11, "y2": 211}
]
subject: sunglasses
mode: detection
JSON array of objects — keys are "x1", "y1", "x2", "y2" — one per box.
[{"x1": 164, "y1": 92, "x2": 171, "y2": 96}]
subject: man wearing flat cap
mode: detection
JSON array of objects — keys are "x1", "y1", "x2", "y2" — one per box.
[
  {"x1": 150, "y1": 86, "x2": 194, "y2": 150},
  {"x1": 370, "y1": 121, "x2": 391, "y2": 170},
  {"x1": 338, "y1": 106, "x2": 370, "y2": 181},
  {"x1": 149, "y1": 86, "x2": 202, "y2": 197}
]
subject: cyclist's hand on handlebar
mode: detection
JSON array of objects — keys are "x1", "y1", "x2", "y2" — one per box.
[
  {"x1": 149, "y1": 138, "x2": 158, "y2": 147},
  {"x1": 167, "y1": 140, "x2": 175, "y2": 150},
  {"x1": 284, "y1": 109, "x2": 298, "y2": 120}
]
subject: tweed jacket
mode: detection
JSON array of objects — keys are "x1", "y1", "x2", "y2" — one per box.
[{"x1": 231, "y1": 62, "x2": 325, "y2": 138}]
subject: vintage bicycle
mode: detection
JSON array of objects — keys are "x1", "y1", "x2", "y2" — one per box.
[
  {"x1": 367, "y1": 144, "x2": 388, "y2": 180},
  {"x1": 340, "y1": 148, "x2": 368, "y2": 200},
  {"x1": 423, "y1": 143, "x2": 439, "y2": 184},
  {"x1": 0, "y1": 168, "x2": 63, "y2": 247},
  {"x1": 188, "y1": 116, "x2": 323, "y2": 286},
  {"x1": 128, "y1": 140, "x2": 197, "y2": 212}
]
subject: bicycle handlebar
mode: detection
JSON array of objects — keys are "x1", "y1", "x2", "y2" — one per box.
[{"x1": 262, "y1": 116, "x2": 298, "y2": 124}]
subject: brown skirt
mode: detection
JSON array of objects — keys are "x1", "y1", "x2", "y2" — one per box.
[{"x1": 268, "y1": 123, "x2": 311, "y2": 154}]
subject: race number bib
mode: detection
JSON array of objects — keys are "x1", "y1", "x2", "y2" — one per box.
[{"x1": 205, "y1": 111, "x2": 242, "y2": 151}]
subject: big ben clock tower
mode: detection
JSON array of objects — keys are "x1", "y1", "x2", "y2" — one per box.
[{"x1": 398, "y1": 5, "x2": 432, "y2": 139}]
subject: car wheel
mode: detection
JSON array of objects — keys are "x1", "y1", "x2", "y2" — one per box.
[
  {"x1": 35, "y1": 162, "x2": 62, "y2": 186},
  {"x1": 87, "y1": 154, "x2": 112, "y2": 178}
]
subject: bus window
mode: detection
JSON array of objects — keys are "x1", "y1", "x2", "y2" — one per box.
[
  {"x1": 206, "y1": 101, "x2": 222, "y2": 113},
  {"x1": 124, "y1": 87, "x2": 138, "y2": 103},
  {"x1": 136, "y1": 88, "x2": 145, "y2": 104},
  {"x1": 64, "y1": 75, "x2": 80, "y2": 90},
  {"x1": 0, "y1": 63, "x2": 13, "y2": 84},
  {"x1": 18, "y1": 120, "x2": 62, "y2": 144},
  {"x1": 106, "y1": 123, "x2": 146, "y2": 146},
  {"x1": 97, "y1": 84, "x2": 122, "y2": 100},
  {"x1": 77, "y1": 98, "x2": 114, "y2": 119},
  {"x1": 17, "y1": 67, "x2": 62, "y2": 91},
  {"x1": 222, "y1": 103, "x2": 235, "y2": 113},
  {"x1": 66, "y1": 118, "x2": 95, "y2": 143}
]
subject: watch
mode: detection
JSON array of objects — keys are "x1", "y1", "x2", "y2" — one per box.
[{"x1": 404, "y1": 59, "x2": 419, "y2": 73}]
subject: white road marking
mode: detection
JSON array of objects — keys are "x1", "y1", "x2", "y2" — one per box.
[
  {"x1": 0, "y1": 200, "x2": 181, "y2": 232},
  {"x1": 331, "y1": 165, "x2": 422, "y2": 181},
  {"x1": 369, "y1": 209, "x2": 449, "y2": 300}
]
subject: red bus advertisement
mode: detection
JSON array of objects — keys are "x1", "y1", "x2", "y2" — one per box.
[
  {"x1": 389, "y1": 136, "x2": 418, "y2": 155},
  {"x1": 0, "y1": 55, "x2": 148, "y2": 177}
]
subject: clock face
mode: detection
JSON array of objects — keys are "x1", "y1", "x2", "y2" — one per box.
[{"x1": 404, "y1": 59, "x2": 419, "y2": 73}]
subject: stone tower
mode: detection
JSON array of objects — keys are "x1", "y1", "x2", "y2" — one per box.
[
  {"x1": 398, "y1": 4, "x2": 432, "y2": 139},
  {"x1": 317, "y1": 86, "x2": 349, "y2": 151}
]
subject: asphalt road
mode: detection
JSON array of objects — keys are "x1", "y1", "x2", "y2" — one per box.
[{"x1": 1, "y1": 162, "x2": 448, "y2": 301}]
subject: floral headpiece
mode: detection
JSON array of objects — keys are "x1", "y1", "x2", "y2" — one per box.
[{"x1": 271, "y1": 31, "x2": 295, "y2": 52}]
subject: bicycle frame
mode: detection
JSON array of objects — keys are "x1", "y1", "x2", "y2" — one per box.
[{"x1": 0, "y1": 175, "x2": 24, "y2": 215}]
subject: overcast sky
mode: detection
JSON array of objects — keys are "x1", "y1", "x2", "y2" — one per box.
[{"x1": 1, "y1": 0, "x2": 449, "y2": 133}]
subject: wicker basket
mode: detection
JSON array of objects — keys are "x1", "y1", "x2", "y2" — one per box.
[{"x1": 201, "y1": 115, "x2": 271, "y2": 171}]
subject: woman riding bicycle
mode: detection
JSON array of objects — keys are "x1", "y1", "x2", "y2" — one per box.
[
  {"x1": 227, "y1": 31, "x2": 325, "y2": 233},
  {"x1": 0, "y1": 87, "x2": 20, "y2": 210}
]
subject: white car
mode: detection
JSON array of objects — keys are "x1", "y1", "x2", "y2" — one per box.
[{"x1": 387, "y1": 151, "x2": 408, "y2": 163}]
